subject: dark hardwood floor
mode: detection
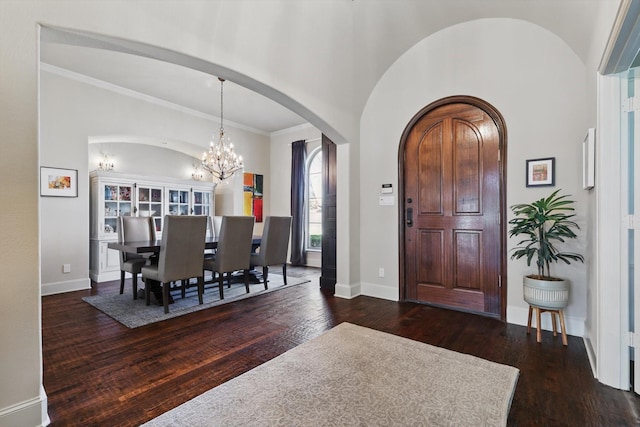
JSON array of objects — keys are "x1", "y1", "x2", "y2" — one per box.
[{"x1": 43, "y1": 266, "x2": 640, "y2": 426}]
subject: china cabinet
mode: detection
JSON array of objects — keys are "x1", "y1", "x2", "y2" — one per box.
[{"x1": 90, "y1": 171, "x2": 215, "y2": 282}]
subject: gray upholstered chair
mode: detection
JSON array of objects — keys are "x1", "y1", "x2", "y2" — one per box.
[
  {"x1": 250, "y1": 216, "x2": 292, "y2": 289},
  {"x1": 118, "y1": 216, "x2": 156, "y2": 299},
  {"x1": 141, "y1": 215, "x2": 207, "y2": 314},
  {"x1": 203, "y1": 216, "x2": 255, "y2": 300}
]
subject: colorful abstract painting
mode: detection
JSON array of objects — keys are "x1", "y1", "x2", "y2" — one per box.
[{"x1": 243, "y1": 172, "x2": 264, "y2": 222}]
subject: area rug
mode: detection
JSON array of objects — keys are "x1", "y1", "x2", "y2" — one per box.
[
  {"x1": 142, "y1": 322, "x2": 519, "y2": 427},
  {"x1": 82, "y1": 274, "x2": 310, "y2": 328}
]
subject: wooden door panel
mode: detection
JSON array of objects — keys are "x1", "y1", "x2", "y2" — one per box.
[
  {"x1": 453, "y1": 120, "x2": 482, "y2": 214},
  {"x1": 453, "y1": 230, "x2": 481, "y2": 290},
  {"x1": 404, "y1": 100, "x2": 503, "y2": 318},
  {"x1": 417, "y1": 229, "x2": 444, "y2": 286},
  {"x1": 419, "y1": 123, "x2": 444, "y2": 215}
]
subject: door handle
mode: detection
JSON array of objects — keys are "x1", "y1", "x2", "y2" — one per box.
[{"x1": 406, "y1": 207, "x2": 413, "y2": 227}]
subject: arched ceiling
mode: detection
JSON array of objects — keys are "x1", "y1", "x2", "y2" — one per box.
[{"x1": 39, "y1": 1, "x2": 619, "y2": 136}]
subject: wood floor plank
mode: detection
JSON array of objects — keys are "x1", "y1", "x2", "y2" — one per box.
[{"x1": 42, "y1": 267, "x2": 640, "y2": 426}]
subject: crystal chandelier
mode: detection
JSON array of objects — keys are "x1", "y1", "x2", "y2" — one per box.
[{"x1": 201, "y1": 77, "x2": 244, "y2": 183}]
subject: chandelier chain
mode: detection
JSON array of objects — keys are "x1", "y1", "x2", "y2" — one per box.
[{"x1": 200, "y1": 77, "x2": 244, "y2": 183}]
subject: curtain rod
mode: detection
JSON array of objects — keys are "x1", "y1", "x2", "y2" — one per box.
[{"x1": 289, "y1": 137, "x2": 321, "y2": 145}]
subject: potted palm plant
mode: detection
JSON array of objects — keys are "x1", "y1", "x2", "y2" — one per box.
[{"x1": 508, "y1": 189, "x2": 584, "y2": 309}]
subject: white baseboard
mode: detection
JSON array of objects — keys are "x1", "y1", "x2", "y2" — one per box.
[
  {"x1": 360, "y1": 282, "x2": 399, "y2": 301},
  {"x1": 334, "y1": 282, "x2": 361, "y2": 299},
  {"x1": 507, "y1": 305, "x2": 585, "y2": 337},
  {"x1": 89, "y1": 270, "x2": 120, "y2": 283},
  {"x1": 41, "y1": 277, "x2": 91, "y2": 296},
  {"x1": 583, "y1": 336, "x2": 598, "y2": 379},
  {"x1": 0, "y1": 385, "x2": 49, "y2": 426}
]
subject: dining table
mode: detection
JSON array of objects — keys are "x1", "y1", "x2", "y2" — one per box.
[
  {"x1": 107, "y1": 235, "x2": 262, "y2": 254},
  {"x1": 108, "y1": 235, "x2": 263, "y2": 284}
]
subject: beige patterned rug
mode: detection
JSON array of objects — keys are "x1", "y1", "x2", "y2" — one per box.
[{"x1": 142, "y1": 322, "x2": 519, "y2": 426}]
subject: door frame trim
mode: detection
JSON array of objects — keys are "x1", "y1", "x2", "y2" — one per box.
[{"x1": 397, "y1": 95, "x2": 508, "y2": 320}]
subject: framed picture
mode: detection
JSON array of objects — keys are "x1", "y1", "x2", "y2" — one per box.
[
  {"x1": 40, "y1": 166, "x2": 78, "y2": 197},
  {"x1": 583, "y1": 128, "x2": 595, "y2": 190},
  {"x1": 526, "y1": 157, "x2": 555, "y2": 187}
]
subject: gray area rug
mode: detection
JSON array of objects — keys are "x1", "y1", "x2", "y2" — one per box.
[
  {"x1": 142, "y1": 322, "x2": 519, "y2": 427},
  {"x1": 82, "y1": 274, "x2": 310, "y2": 328}
]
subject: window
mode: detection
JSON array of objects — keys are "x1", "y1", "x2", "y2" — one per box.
[{"x1": 306, "y1": 148, "x2": 322, "y2": 250}]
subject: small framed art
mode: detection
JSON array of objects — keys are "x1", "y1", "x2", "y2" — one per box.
[
  {"x1": 583, "y1": 128, "x2": 595, "y2": 190},
  {"x1": 40, "y1": 166, "x2": 78, "y2": 197},
  {"x1": 526, "y1": 157, "x2": 555, "y2": 187}
]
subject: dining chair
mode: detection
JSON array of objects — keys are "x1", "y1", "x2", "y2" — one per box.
[
  {"x1": 250, "y1": 216, "x2": 292, "y2": 289},
  {"x1": 118, "y1": 216, "x2": 156, "y2": 300},
  {"x1": 203, "y1": 216, "x2": 255, "y2": 300},
  {"x1": 141, "y1": 215, "x2": 207, "y2": 314}
]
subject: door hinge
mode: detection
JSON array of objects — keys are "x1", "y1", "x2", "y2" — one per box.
[{"x1": 498, "y1": 275, "x2": 502, "y2": 288}]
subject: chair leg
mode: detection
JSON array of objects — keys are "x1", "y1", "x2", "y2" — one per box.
[
  {"x1": 244, "y1": 269, "x2": 250, "y2": 293},
  {"x1": 218, "y1": 272, "x2": 225, "y2": 300},
  {"x1": 227, "y1": 271, "x2": 231, "y2": 288},
  {"x1": 163, "y1": 282, "x2": 170, "y2": 314},
  {"x1": 120, "y1": 270, "x2": 125, "y2": 294},
  {"x1": 263, "y1": 266, "x2": 269, "y2": 289},
  {"x1": 181, "y1": 279, "x2": 187, "y2": 299},
  {"x1": 197, "y1": 276, "x2": 204, "y2": 305},
  {"x1": 282, "y1": 263, "x2": 287, "y2": 285},
  {"x1": 132, "y1": 273, "x2": 138, "y2": 300},
  {"x1": 146, "y1": 281, "x2": 151, "y2": 306}
]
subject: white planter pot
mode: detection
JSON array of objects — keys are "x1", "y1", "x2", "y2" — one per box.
[{"x1": 522, "y1": 276, "x2": 569, "y2": 309}]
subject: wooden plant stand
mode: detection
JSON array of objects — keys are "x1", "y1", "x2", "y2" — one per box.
[{"x1": 527, "y1": 305, "x2": 568, "y2": 346}]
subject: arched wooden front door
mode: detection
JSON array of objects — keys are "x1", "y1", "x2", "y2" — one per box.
[{"x1": 399, "y1": 96, "x2": 507, "y2": 319}]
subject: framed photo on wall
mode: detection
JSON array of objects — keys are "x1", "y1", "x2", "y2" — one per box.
[
  {"x1": 583, "y1": 128, "x2": 595, "y2": 190},
  {"x1": 526, "y1": 157, "x2": 555, "y2": 187},
  {"x1": 40, "y1": 166, "x2": 78, "y2": 197}
]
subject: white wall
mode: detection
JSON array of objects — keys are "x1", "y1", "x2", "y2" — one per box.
[
  {"x1": 360, "y1": 18, "x2": 589, "y2": 334},
  {"x1": 582, "y1": 0, "x2": 624, "y2": 382},
  {"x1": 88, "y1": 143, "x2": 201, "y2": 180}
]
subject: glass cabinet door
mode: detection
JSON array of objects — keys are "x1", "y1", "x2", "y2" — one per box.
[
  {"x1": 192, "y1": 190, "x2": 212, "y2": 216},
  {"x1": 138, "y1": 185, "x2": 164, "y2": 233},
  {"x1": 167, "y1": 189, "x2": 190, "y2": 215},
  {"x1": 103, "y1": 184, "x2": 133, "y2": 235}
]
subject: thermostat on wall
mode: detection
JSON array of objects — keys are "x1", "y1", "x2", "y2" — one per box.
[
  {"x1": 379, "y1": 195, "x2": 395, "y2": 205},
  {"x1": 381, "y1": 184, "x2": 393, "y2": 194}
]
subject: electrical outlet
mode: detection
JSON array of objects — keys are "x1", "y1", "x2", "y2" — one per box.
[
  {"x1": 63, "y1": 264, "x2": 71, "y2": 273},
  {"x1": 378, "y1": 268, "x2": 385, "y2": 278}
]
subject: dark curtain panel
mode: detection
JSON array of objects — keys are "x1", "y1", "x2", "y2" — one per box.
[{"x1": 290, "y1": 140, "x2": 307, "y2": 265}]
